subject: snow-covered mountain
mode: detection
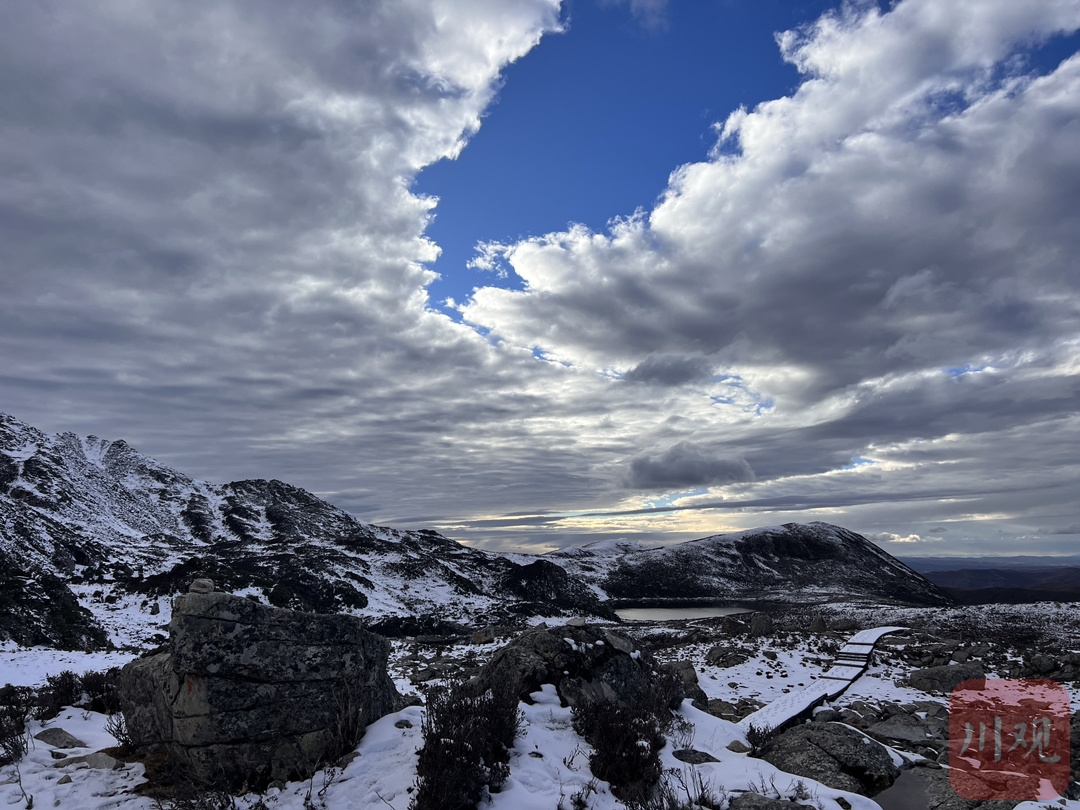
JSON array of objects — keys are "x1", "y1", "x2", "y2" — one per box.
[
  {"x1": 0, "y1": 413, "x2": 609, "y2": 649},
  {"x1": 552, "y1": 522, "x2": 951, "y2": 608},
  {"x1": 0, "y1": 413, "x2": 949, "y2": 651}
]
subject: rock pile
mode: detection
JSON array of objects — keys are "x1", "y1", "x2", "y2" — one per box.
[{"x1": 120, "y1": 581, "x2": 401, "y2": 787}]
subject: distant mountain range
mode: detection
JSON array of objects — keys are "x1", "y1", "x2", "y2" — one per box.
[
  {"x1": 2, "y1": 412, "x2": 950, "y2": 650},
  {"x1": 902, "y1": 558, "x2": 1080, "y2": 605}
]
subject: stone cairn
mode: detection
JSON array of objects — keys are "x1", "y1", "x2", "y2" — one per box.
[{"x1": 120, "y1": 580, "x2": 401, "y2": 787}]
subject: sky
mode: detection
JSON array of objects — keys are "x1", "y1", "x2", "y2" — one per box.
[{"x1": 1, "y1": 0, "x2": 1079, "y2": 557}]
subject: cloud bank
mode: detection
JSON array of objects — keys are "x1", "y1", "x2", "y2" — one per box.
[{"x1": 1, "y1": 0, "x2": 1078, "y2": 554}]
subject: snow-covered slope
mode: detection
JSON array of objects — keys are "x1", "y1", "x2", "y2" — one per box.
[
  {"x1": 553, "y1": 522, "x2": 951, "y2": 608},
  {"x1": 0, "y1": 413, "x2": 609, "y2": 649},
  {"x1": 0, "y1": 413, "x2": 950, "y2": 651}
]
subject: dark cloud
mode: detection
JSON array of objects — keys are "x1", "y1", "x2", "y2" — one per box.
[
  {"x1": 623, "y1": 354, "x2": 715, "y2": 385},
  {"x1": 626, "y1": 442, "x2": 754, "y2": 489},
  {"x1": 1, "y1": 0, "x2": 1078, "y2": 555}
]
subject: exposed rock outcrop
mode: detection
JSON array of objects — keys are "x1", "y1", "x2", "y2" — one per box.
[
  {"x1": 120, "y1": 585, "x2": 401, "y2": 787},
  {"x1": 906, "y1": 661, "x2": 984, "y2": 694},
  {"x1": 755, "y1": 722, "x2": 900, "y2": 796},
  {"x1": 478, "y1": 623, "x2": 682, "y2": 709}
]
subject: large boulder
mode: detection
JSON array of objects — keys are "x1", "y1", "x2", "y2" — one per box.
[
  {"x1": 478, "y1": 623, "x2": 679, "y2": 709},
  {"x1": 120, "y1": 586, "x2": 401, "y2": 787},
  {"x1": 907, "y1": 661, "x2": 984, "y2": 694},
  {"x1": 755, "y1": 722, "x2": 900, "y2": 796}
]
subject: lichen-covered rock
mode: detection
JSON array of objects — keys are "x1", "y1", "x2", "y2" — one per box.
[
  {"x1": 755, "y1": 722, "x2": 899, "y2": 796},
  {"x1": 119, "y1": 590, "x2": 400, "y2": 787}
]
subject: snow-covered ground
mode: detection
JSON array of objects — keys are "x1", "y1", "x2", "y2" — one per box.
[{"x1": 4, "y1": 601, "x2": 1080, "y2": 809}]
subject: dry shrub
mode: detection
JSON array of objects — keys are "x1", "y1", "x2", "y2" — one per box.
[
  {"x1": 571, "y1": 700, "x2": 665, "y2": 810},
  {"x1": 410, "y1": 679, "x2": 522, "y2": 810}
]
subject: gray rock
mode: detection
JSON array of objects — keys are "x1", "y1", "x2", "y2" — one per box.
[
  {"x1": 1027, "y1": 653, "x2": 1057, "y2": 675},
  {"x1": 756, "y1": 722, "x2": 899, "y2": 796},
  {"x1": 188, "y1": 578, "x2": 215, "y2": 594},
  {"x1": 57, "y1": 774, "x2": 72, "y2": 784},
  {"x1": 907, "y1": 661, "x2": 984, "y2": 694},
  {"x1": 34, "y1": 728, "x2": 87, "y2": 749},
  {"x1": 471, "y1": 626, "x2": 496, "y2": 645},
  {"x1": 84, "y1": 752, "x2": 122, "y2": 770},
  {"x1": 810, "y1": 615, "x2": 828, "y2": 633},
  {"x1": 55, "y1": 751, "x2": 123, "y2": 770},
  {"x1": 120, "y1": 591, "x2": 401, "y2": 787},
  {"x1": 668, "y1": 660, "x2": 698, "y2": 684},
  {"x1": 673, "y1": 748, "x2": 719, "y2": 764},
  {"x1": 868, "y1": 714, "x2": 934, "y2": 743},
  {"x1": 602, "y1": 630, "x2": 635, "y2": 655},
  {"x1": 705, "y1": 645, "x2": 749, "y2": 668},
  {"x1": 149, "y1": 601, "x2": 161, "y2": 616},
  {"x1": 750, "y1": 613, "x2": 774, "y2": 637},
  {"x1": 726, "y1": 739, "x2": 751, "y2": 753}
]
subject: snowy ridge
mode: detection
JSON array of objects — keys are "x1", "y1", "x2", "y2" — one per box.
[
  {"x1": 557, "y1": 521, "x2": 950, "y2": 607},
  {"x1": 1, "y1": 412, "x2": 949, "y2": 651}
]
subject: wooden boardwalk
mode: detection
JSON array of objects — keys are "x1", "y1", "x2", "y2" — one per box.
[{"x1": 737, "y1": 626, "x2": 908, "y2": 735}]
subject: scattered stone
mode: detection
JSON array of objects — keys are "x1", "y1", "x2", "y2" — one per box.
[
  {"x1": 565, "y1": 617, "x2": 587, "y2": 627},
  {"x1": 34, "y1": 728, "x2": 86, "y2": 749},
  {"x1": 763, "y1": 650, "x2": 778, "y2": 661},
  {"x1": 50, "y1": 750, "x2": 68, "y2": 760},
  {"x1": 188, "y1": 578, "x2": 215, "y2": 594},
  {"x1": 120, "y1": 590, "x2": 401, "y2": 787},
  {"x1": 57, "y1": 774, "x2": 72, "y2": 784},
  {"x1": 726, "y1": 740, "x2": 751, "y2": 753},
  {"x1": 394, "y1": 719, "x2": 413, "y2": 729},
  {"x1": 149, "y1": 601, "x2": 161, "y2": 616},
  {"x1": 907, "y1": 661, "x2": 985, "y2": 694},
  {"x1": 755, "y1": 722, "x2": 900, "y2": 796}
]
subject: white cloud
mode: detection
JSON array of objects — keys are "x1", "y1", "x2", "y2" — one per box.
[{"x1": 2, "y1": 0, "x2": 1079, "y2": 553}]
